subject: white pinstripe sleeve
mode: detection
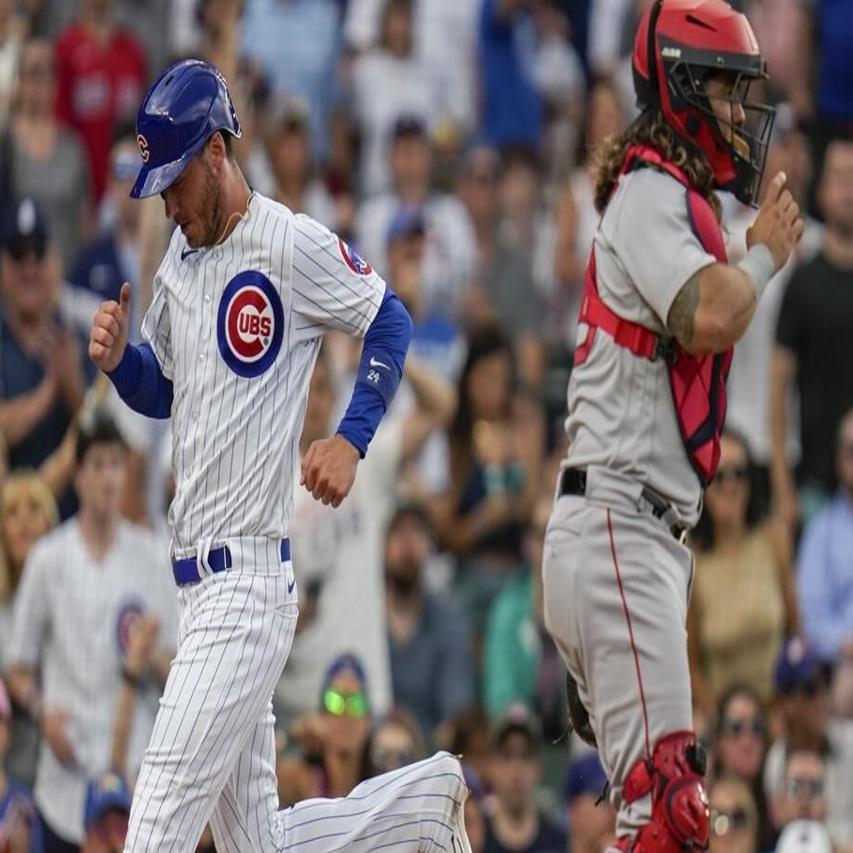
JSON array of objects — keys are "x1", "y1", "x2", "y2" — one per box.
[
  {"x1": 141, "y1": 264, "x2": 174, "y2": 380},
  {"x1": 5, "y1": 540, "x2": 51, "y2": 669},
  {"x1": 291, "y1": 213, "x2": 387, "y2": 342}
]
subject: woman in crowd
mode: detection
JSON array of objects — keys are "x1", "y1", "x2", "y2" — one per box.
[
  {"x1": 363, "y1": 706, "x2": 425, "y2": 778},
  {"x1": 708, "y1": 774, "x2": 759, "y2": 853},
  {"x1": 689, "y1": 431, "x2": 799, "y2": 714},
  {"x1": 435, "y1": 326, "x2": 543, "y2": 635},
  {"x1": 5, "y1": 38, "x2": 90, "y2": 269},
  {"x1": 710, "y1": 685, "x2": 773, "y2": 851},
  {"x1": 277, "y1": 654, "x2": 372, "y2": 805}
]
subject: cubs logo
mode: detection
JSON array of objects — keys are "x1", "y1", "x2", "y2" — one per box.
[
  {"x1": 115, "y1": 600, "x2": 145, "y2": 656},
  {"x1": 137, "y1": 134, "x2": 150, "y2": 163},
  {"x1": 337, "y1": 237, "x2": 373, "y2": 277},
  {"x1": 217, "y1": 271, "x2": 284, "y2": 378}
]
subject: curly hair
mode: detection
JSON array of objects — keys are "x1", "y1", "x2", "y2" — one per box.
[{"x1": 591, "y1": 108, "x2": 722, "y2": 221}]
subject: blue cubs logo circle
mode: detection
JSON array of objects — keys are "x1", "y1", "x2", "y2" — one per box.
[
  {"x1": 115, "y1": 600, "x2": 145, "y2": 655},
  {"x1": 217, "y1": 271, "x2": 284, "y2": 378},
  {"x1": 338, "y1": 237, "x2": 373, "y2": 277}
]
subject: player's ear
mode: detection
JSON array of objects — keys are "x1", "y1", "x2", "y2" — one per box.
[{"x1": 205, "y1": 131, "x2": 227, "y2": 168}]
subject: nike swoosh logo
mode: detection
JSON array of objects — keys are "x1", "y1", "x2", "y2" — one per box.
[
  {"x1": 287, "y1": 577, "x2": 296, "y2": 594},
  {"x1": 181, "y1": 248, "x2": 198, "y2": 261},
  {"x1": 369, "y1": 356, "x2": 390, "y2": 370}
]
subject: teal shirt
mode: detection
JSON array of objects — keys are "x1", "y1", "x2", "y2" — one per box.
[{"x1": 483, "y1": 569, "x2": 539, "y2": 716}]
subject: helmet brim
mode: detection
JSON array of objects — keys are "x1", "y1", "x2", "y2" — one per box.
[{"x1": 130, "y1": 150, "x2": 194, "y2": 199}]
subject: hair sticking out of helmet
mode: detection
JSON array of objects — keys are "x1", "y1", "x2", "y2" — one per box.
[{"x1": 631, "y1": 0, "x2": 775, "y2": 206}]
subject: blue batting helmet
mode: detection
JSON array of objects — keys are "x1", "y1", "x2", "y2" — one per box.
[{"x1": 131, "y1": 59, "x2": 242, "y2": 199}]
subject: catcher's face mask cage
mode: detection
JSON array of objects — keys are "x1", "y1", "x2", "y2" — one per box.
[{"x1": 664, "y1": 45, "x2": 776, "y2": 206}]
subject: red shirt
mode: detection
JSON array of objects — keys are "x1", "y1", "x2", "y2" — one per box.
[{"x1": 55, "y1": 23, "x2": 147, "y2": 200}]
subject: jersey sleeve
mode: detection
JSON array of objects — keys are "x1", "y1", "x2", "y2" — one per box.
[
  {"x1": 291, "y1": 214, "x2": 387, "y2": 342},
  {"x1": 5, "y1": 542, "x2": 51, "y2": 669},
  {"x1": 606, "y1": 169, "x2": 718, "y2": 326},
  {"x1": 141, "y1": 262, "x2": 174, "y2": 380}
]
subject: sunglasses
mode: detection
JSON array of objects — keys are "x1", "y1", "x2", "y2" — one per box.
[
  {"x1": 711, "y1": 807, "x2": 749, "y2": 836},
  {"x1": 785, "y1": 776, "x2": 824, "y2": 799},
  {"x1": 721, "y1": 716, "x2": 765, "y2": 739},
  {"x1": 370, "y1": 746, "x2": 415, "y2": 771},
  {"x1": 713, "y1": 465, "x2": 749, "y2": 485},
  {"x1": 6, "y1": 236, "x2": 47, "y2": 262},
  {"x1": 322, "y1": 688, "x2": 368, "y2": 718}
]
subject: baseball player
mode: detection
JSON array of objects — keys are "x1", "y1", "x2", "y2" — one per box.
[
  {"x1": 541, "y1": 1, "x2": 804, "y2": 851},
  {"x1": 88, "y1": 59, "x2": 472, "y2": 853}
]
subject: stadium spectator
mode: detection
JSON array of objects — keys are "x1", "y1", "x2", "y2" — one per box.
[
  {"x1": 764, "y1": 637, "x2": 853, "y2": 848},
  {"x1": 385, "y1": 501, "x2": 476, "y2": 742},
  {"x1": 689, "y1": 431, "x2": 798, "y2": 713},
  {"x1": 65, "y1": 126, "x2": 142, "y2": 339},
  {"x1": 5, "y1": 38, "x2": 91, "y2": 269},
  {"x1": 775, "y1": 820, "x2": 834, "y2": 853},
  {"x1": 707, "y1": 774, "x2": 758, "y2": 853},
  {"x1": 483, "y1": 705, "x2": 566, "y2": 853},
  {"x1": 80, "y1": 771, "x2": 129, "y2": 853},
  {"x1": 265, "y1": 97, "x2": 336, "y2": 227},
  {"x1": 277, "y1": 654, "x2": 372, "y2": 805},
  {"x1": 483, "y1": 498, "x2": 564, "y2": 740},
  {"x1": 54, "y1": 0, "x2": 146, "y2": 202},
  {"x1": 363, "y1": 706, "x2": 426, "y2": 777},
  {"x1": 4, "y1": 416, "x2": 176, "y2": 852},
  {"x1": 797, "y1": 408, "x2": 853, "y2": 665},
  {"x1": 350, "y1": 0, "x2": 437, "y2": 197},
  {"x1": 446, "y1": 706, "x2": 492, "y2": 795},
  {"x1": 478, "y1": 0, "x2": 543, "y2": 151},
  {"x1": 771, "y1": 138, "x2": 853, "y2": 526},
  {"x1": 240, "y1": 0, "x2": 340, "y2": 164},
  {"x1": 770, "y1": 749, "x2": 828, "y2": 836},
  {"x1": 436, "y1": 326, "x2": 543, "y2": 632},
  {"x1": 0, "y1": 678, "x2": 44, "y2": 853},
  {"x1": 0, "y1": 199, "x2": 94, "y2": 515},
  {"x1": 278, "y1": 347, "x2": 456, "y2": 724},
  {"x1": 356, "y1": 115, "x2": 477, "y2": 318},
  {"x1": 564, "y1": 750, "x2": 616, "y2": 853},
  {"x1": 709, "y1": 685, "x2": 773, "y2": 851}
]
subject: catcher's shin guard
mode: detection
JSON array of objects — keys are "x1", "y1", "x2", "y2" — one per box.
[{"x1": 614, "y1": 730, "x2": 710, "y2": 853}]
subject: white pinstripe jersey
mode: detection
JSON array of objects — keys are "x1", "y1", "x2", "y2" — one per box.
[{"x1": 142, "y1": 193, "x2": 386, "y2": 551}]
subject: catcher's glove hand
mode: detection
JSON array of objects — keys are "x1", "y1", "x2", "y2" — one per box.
[{"x1": 566, "y1": 671, "x2": 597, "y2": 748}]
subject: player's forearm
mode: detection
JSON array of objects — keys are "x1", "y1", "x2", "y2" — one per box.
[
  {"x1": 336, "y1": 290, "x2": 412, "y2": 456},
  {"x1": 106, "y1": 342, "x2": 173, "y2": 419},
  {"x1": 669, "y1": 264, "x2": 758, "y2": 354}
]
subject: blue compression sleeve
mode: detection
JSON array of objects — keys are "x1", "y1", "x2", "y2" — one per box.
[
  {"x1": 336, "y1": 288, "x2": 412, "y2": 457},
  {"x1": 106, "y1": 342, "x2": 173, "y2": 419}
]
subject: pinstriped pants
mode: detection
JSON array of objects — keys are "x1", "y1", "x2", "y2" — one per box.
[
  {"x1": 542, "y1": 468, "x2": 695, "y2": 848},
  {"x1": 124, "y1": 538, "x2": 467, "y2": 853}
]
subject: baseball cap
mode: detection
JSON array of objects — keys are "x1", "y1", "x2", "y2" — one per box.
[
  {"x1": 776, "y1": 821, "x2": 833, "y2": 853},
  {"x1": 84, "y1": 771, "x2": 131, "y2": 832},
  {"x1": 564, "y1": 750, "x2": 608, "y2": 803},
  {"x1": 0, "y1": 679, "x2": 11, "y2": 721},
  {"x1": 491, "y1": 704, "x2": 542, "y2": 751},
  {"x1": 775, "y1": 637, "x2": 830, "y2": 695},
  {"x1": 392, "y1": 114, "x2": 427, "y2": 141},
  {"x1": 387, "y1": 206, "x2": 426, "y2": 244},
  {"x1": 2, "y1": 197, "x2": 48, "y2": 260}
]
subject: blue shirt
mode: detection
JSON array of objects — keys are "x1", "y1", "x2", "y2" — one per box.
[
  {"x1": 0, "y1": 779, "x2": 44, "y2": 853},
  {"x1": 241, "y1": 0, "x2": 341, "y2": 161},
  {"x1": 797, "y1": 493, "x2": 853, "y2": 662},
  {"x1": 478, "y1": 0, "x2": 543, "y2": 148},
  {"x1": 815, "y1": 0, "x2": 853, "y2": 121}
]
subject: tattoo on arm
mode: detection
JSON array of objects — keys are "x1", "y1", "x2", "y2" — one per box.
[{"x1": 667, "y1": 272, "x2": 701, "y2": 346}]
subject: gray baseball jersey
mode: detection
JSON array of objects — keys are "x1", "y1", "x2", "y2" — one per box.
[{"x1": 564, "y1": 167, "x2": 717, "y2": 524}]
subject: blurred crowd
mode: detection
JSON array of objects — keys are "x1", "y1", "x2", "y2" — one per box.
[{"x1": 0, "y1": 0, "x2": 852, "y2": 852}]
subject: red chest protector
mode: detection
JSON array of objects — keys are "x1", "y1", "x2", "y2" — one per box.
[{"x1": 574, "y1": 144, "x2": 733, "y2": 488}]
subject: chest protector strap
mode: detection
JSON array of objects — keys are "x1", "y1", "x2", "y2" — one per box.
[{"x1": 574, "y1": 144, "x2": 733, "y2": 487}]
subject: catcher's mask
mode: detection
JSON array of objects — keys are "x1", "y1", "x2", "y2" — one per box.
[{"x1": 633, "y1": 0, "x2": 775, "y2": 206}]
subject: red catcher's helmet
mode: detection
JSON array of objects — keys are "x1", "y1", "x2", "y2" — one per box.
[{"x1": 632, "y1": 0, "x2": 775, "y2": 206}]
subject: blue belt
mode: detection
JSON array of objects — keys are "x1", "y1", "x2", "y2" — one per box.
[{"x1": 172, "y1": 539, "x2": 291, "y2": 587}]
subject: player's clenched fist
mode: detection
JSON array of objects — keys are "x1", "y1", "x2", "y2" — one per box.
[
  {"x1": 89, "y1": 281, "x2": 131, "y2": 372},
  {"x1": 301, "y1": 434, "x2": 360, "y2": 507},
  {"x1": 746, "y1": 171, "x2": 805, "y2": 273}
]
